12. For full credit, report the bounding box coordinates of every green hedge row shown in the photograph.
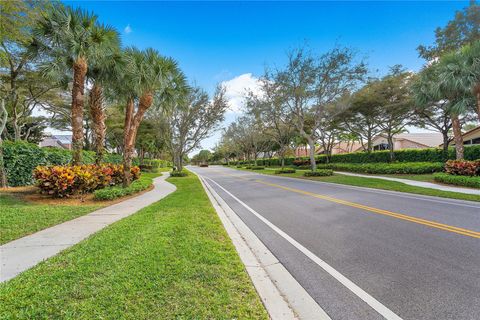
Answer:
[316,162,444,174]
[94,176,152,200]
[3,141,129,187]
[230,145,480,166]
[304,169,333,177]
[433,173,480,189]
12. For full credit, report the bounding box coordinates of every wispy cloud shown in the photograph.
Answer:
[124,24,132,34]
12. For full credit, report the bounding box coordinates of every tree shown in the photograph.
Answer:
[162,86,227,171]
[374,66,415,161]
[436,52,477,159]
[341,87,383,153]
[87,30,121,164]
[275,46,366,171]
[0,1,57,142]
[412,64,454,159]
[197,150,211,164]
[417,1,480,60]
[118,47,185,185]
[245,76,295,168]
[34,5,117,164]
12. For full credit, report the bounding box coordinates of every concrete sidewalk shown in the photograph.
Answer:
[335,171,480,195]
[0,173,176,283]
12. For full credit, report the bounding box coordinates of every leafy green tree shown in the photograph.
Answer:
[417,0,480,60]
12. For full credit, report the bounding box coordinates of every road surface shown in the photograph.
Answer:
[189,166,480,320]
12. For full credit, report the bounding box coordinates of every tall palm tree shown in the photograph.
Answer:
[461,40,480,121]
[34,6,116,164]
[436,53,476,159]
[86,25,121,164]
[118,47,186,186]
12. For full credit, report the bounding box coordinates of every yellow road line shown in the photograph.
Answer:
[255,180,480,239]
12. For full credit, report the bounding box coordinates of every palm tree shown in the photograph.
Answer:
[34,6,116,164]
[118,47,186,186]
[460,40,480,121]
[436,53,476,159]
[87,25,121,164]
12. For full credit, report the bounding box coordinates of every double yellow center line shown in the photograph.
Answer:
[255,179,480,239]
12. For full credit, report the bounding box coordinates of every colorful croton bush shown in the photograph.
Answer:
[444,160,480,176]
[34,164,140,197]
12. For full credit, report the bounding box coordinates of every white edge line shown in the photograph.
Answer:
[205,175,404,320]
[198,173,331,320]
[196,175,298,319]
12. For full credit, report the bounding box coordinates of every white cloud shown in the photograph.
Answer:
[124,24,132,34]
[220,73,261,113]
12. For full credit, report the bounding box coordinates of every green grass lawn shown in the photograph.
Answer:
[0,195,101,245]
[0,173,268,319]
[0,171,163,245]
[232,166,480,202]
[364,173,436,182]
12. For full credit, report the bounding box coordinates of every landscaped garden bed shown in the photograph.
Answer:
[315,162,444,174]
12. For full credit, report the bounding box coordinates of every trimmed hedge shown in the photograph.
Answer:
[433,173,480,188]
[316,162,444,174]
[275,168,296,174]
[94,176,151,200]
[229,145,480,167]
[170,171,188,177]
[304,169,333,177]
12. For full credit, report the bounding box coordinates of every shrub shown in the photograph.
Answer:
[94,178,151,201]
[34,164,140,197]
[444,160,480,176]
[433,173,480,188]
[304,169,333,177]
[250,166,265,170]
[292,159,311,166]
[275,168,296,174]
[3,141,46,186]
[199,164,209,167]
[316,162,444,174]
[170,170,188,177]
[236,165,243,168]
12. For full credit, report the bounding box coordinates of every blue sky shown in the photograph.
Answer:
[65,1,470,152]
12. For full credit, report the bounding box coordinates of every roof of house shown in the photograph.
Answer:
[393,133,444,147]
[52,135,72,144]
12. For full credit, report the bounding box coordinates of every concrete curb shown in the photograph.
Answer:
[197,174,331,320]
[1,173,176,283]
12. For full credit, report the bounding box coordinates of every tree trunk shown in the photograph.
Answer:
[89,84,106,165]
[308,138,317,171]
[451,114,464,160]
[441,131,450,161]
[0,99,8,188]
[475,84,480,122]
[387,134,395,162]
[71,57,88,165]
[122,92,153,186]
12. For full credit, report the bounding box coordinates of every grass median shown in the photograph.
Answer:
[232,166,480,202]
[0,172,268,319]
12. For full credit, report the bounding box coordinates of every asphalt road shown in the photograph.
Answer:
[189,166,480,320]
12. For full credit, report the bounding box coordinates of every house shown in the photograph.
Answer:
[353,133,444,152]
[39,133,72,150]
[447,125,480,146]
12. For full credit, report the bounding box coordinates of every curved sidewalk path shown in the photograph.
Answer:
[0,173,176,283]
[335,171,480,195]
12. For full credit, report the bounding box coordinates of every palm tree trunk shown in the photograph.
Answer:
[89,84,106,165]
[451,114,464,160]
[475,84,480,122]
[71,57,88,165]
[122,92,154,186]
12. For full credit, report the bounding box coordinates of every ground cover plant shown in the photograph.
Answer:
[315,162,444,174]
[0,173,268,319]
[434,173,480,188]
[93,172,159,200]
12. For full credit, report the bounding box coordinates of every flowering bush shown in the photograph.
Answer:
[34,164,140,197]
[444,160,480,176]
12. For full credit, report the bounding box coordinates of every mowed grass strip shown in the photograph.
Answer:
[0,195,101,245]
[0,174,268,319]
[233,166,480,202]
